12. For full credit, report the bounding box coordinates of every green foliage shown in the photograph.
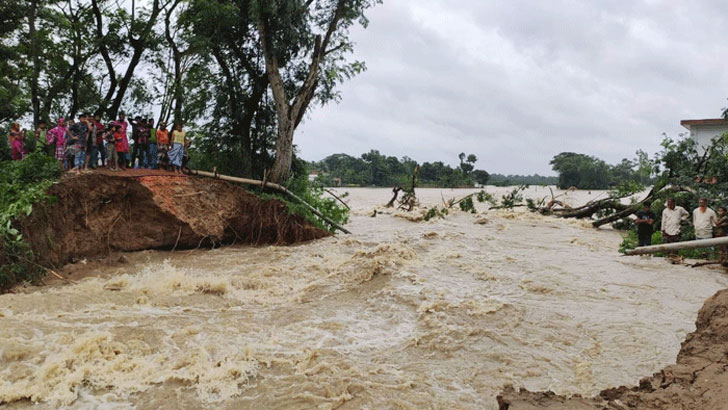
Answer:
[0,153,61,291]
[622,131,728,236]
[458,196,476,213]
[550,151,652,190]
[424,206,448,221]
[609,179,646,201]
[476,190,496,204]
[526,197,546,211]
[489,173,557,186]
[500,185,526,208]
[262,173,349,233]
[310,150,488,188]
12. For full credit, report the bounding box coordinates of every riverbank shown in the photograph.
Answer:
[7,169,327,274]
[496,287,728,409]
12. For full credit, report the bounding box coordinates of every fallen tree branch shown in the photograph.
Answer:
[689,260,722,268]
[325,188,350,210]
[624,236,728,256]
[386,186,402,208]
[189,169,351,234]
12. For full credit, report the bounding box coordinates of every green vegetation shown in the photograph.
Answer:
[488,173,558,186]
[0,154,61,291]
[422,188,522,221]
[280,174,349,233]
[1,0,380,184]
[610,130,728,259]
[550,150,653,190]
[309,150,489,188]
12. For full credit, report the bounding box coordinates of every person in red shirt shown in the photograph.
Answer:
[113,124,127,170]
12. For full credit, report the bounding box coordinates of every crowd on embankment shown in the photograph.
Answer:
[7,113,191,173]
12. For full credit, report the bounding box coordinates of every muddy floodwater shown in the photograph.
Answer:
[2,187,728,409]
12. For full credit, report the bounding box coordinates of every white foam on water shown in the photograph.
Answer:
[2,187,728,409]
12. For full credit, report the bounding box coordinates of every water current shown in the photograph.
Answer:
[2,187,727,409]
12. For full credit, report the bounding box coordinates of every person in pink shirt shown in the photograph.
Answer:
[9,123,26,160]
[114,113,130,168]
[47,118,68,166]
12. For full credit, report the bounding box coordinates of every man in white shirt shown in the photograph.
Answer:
[692,198,717,240]
[661,198,689,258]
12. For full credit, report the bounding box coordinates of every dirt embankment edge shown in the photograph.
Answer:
[496,288,728,409]
[17,172,329,268]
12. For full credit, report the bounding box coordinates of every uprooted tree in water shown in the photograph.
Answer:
[395,132,728,230]
[535,133,728,229]
[386,165,420,211]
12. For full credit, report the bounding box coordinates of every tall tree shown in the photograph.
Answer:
[185,0,279,178]
[0,0,29,123]
[91,0,169,119]
[254,0,379,183]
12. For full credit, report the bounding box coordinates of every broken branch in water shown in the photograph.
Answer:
[325,189,350,210]
[386,187,402,208]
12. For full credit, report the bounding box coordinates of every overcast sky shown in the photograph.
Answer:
[296,0,728,175]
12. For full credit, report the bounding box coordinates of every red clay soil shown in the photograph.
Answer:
[496,288,728,410]
[19,169,329,268]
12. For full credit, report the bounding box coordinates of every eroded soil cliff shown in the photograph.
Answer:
[497,288,728,410]
[19,170,328,268]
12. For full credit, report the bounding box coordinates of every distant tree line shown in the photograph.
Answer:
[309,150,490,188]
[488,173,558,186]
[550,150,653,190]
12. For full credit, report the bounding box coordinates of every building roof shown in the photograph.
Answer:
[680,118,728,130]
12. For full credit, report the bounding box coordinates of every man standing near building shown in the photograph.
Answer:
[635,201,656,247]
[693,198,717,240]
[693,198,717,258]
[661,197,689,260]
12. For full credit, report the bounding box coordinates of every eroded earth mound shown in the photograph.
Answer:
[19,170,328,268]
[497,288,728,410]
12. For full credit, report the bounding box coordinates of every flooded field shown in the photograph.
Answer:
[2,187,727,409]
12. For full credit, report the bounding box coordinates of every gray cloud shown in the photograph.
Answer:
[297,0,728,175]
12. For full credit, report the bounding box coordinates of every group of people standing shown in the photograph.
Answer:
[7,113,189,173]
[635,198,728,260]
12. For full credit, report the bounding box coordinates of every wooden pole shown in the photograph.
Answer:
[189,169,351,234]
[624,236,728,256]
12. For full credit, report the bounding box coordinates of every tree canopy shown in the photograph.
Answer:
[550,151,653,190]
[0,0,379,181]
[309,150,490,188]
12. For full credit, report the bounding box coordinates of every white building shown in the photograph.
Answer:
[680,118,728,155]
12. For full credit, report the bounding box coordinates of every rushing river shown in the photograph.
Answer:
[2,187,728,409]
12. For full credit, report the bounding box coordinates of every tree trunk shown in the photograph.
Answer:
[624,236,728,256]
[27,0,41,128]
[256,2,345,183]
[91,0,117,117]
[164,0,184,124]
[269,120,294,183]
[94,0,161,119]
[107,42,145,119]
